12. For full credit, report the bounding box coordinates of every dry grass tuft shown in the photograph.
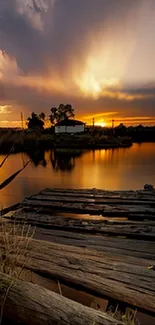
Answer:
[0,220,35,277]
[0,218,35,324]
[108,305,140,325]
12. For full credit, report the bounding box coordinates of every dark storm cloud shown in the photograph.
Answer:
[3,81,155,119]
[0,0,46,72]
[0,0,155,121]
[0,0,138,73]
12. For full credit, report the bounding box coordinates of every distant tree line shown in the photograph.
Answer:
[27,104,74,129]
[101,123,155,142]
[27,107,155,142]
[113,123,155,142]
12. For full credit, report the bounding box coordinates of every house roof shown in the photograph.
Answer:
[55,119,85,126]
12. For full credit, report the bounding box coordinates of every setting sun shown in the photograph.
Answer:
[94,120,107,127]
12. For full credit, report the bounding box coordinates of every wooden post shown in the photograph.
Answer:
[21,112,24,130]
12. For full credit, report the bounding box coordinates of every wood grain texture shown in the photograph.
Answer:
[22,187,155,220]
[2,187,155,316]
[1,237,154,313]
[10,209,155,240]
[0,273,121,325]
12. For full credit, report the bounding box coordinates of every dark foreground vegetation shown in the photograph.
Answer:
[111,123,155,142]
[0,127,133,154]
[1,124,155,155]
[1,103,154,154]
[0,128,53,154]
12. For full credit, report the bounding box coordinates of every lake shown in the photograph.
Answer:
[0,142,155,208]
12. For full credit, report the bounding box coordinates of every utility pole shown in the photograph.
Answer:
[112,119,115,135]
[21,112,24,129]
[92,118,95,127]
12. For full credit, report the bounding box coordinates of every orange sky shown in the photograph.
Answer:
[0,0,155,127]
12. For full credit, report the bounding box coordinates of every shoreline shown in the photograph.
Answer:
[0,136,132,155]
[0,128,132,154]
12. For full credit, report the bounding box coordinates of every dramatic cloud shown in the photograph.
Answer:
[0,105,12,114]
[0,0,155,125]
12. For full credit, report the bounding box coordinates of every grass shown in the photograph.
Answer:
[0,129,54,154]
[92,306,139,325]
[0,156,36,324]
[107,305,140,325]
[0,220,35,277]
[57,280,63,296]
[0,218,35,325]
[0,128,132,154]
[55,278,140,325]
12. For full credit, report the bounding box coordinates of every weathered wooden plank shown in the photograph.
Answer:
[41,190,155,205]
[2,187,155,319]
[40,194,154,205]
[8,209,155,240]
[32,194,96,204]
[22,199,107,214]
[22,198,155,219]
[34,228,155,260]
[3,210,155,257]
[44,188,155,198]
[0,273,119,325]
[23,196,155,214]
[2,237,155,313]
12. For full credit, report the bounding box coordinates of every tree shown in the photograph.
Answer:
[27,112,45,129]
[39,112,45,121]
[49,104,74,125]
[115,123,127,136]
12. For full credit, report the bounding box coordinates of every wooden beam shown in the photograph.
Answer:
[7,209,155,240]
[40,190,155,205]
[33,228,155,260]
[22,197,155,219]
[0,273,120,325]
[1,237,154,313]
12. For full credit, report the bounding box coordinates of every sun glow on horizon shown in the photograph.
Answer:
[95,121,107,127]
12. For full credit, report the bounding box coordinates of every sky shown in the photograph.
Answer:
[0,0,155,127]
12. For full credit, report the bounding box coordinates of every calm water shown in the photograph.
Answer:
[0,142,155,208]
[1,143,155,324]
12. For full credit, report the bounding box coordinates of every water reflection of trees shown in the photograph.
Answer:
[50,151,75,171]
[50,150,83,172]
[27,150,47,167]
[26,149,83,171]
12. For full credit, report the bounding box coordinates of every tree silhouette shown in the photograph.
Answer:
[27,112,45,129]
[39,112,45,121]
[49,104,74,125]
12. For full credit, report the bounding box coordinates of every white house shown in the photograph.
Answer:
[55,119,85,134]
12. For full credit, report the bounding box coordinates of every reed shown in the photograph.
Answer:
[0,219,35,325]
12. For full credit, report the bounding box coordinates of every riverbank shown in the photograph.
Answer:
[0,129,132,154]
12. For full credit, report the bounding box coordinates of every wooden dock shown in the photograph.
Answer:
[2,188,155,320]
